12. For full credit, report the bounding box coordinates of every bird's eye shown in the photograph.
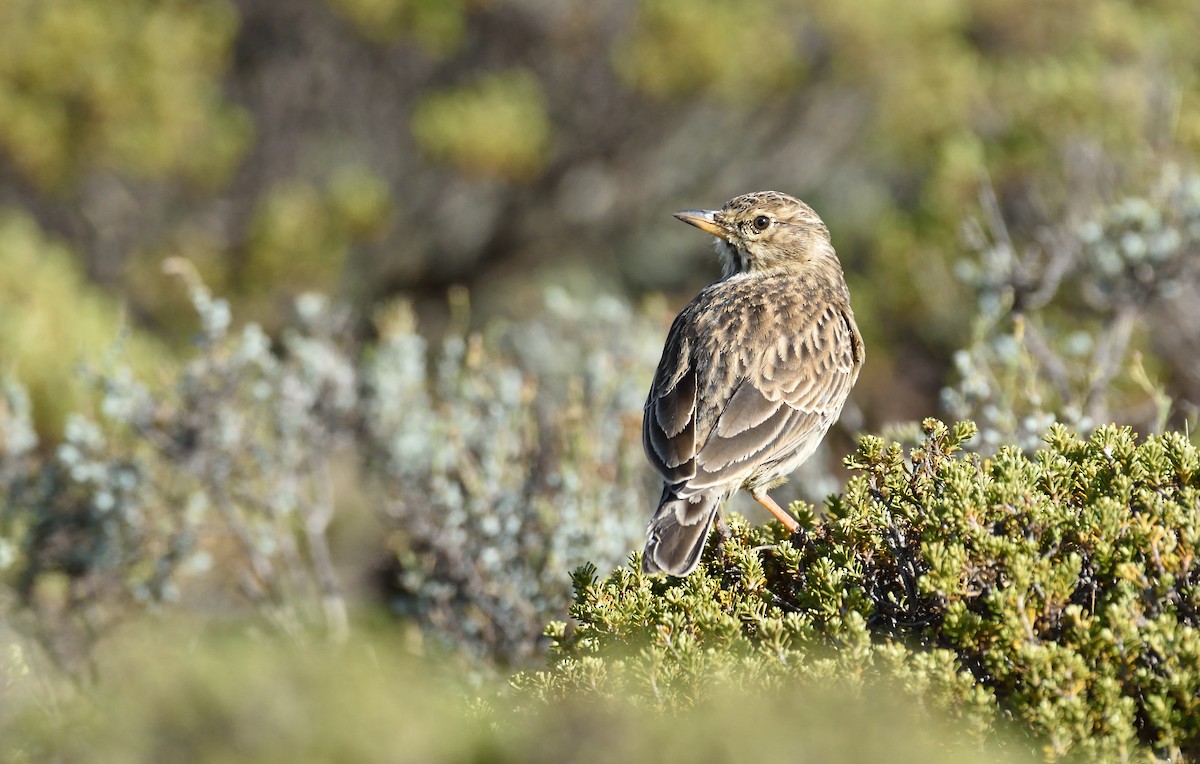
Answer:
[752,215,771,231]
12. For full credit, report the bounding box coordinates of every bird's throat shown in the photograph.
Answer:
[713,238,746,279]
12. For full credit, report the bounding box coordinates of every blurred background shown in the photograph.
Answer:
[3,0,1200,685]
[4,0,1199,431]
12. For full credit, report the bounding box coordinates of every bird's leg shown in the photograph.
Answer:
[715,514,732,541]
[750,489,801,533]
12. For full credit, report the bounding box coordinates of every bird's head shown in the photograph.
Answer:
[675,191,836,278]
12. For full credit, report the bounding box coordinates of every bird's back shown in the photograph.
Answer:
[644,267,861,495]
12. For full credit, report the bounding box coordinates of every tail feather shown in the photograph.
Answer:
[641,489,722,576]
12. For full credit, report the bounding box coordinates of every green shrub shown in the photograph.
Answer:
[410,68,553,180]
[325,0,466,52]
[0,212,165,438]
[0,618,1035,764]
[521,420,1200,763]
[614,0,805,98]
[0,0,248,189]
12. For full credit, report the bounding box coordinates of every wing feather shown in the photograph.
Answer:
[643,321,699,486]
[655,369,696,437]
[690,304,861,492]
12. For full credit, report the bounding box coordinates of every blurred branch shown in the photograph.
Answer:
[304,456,348,644]
[1082,304,1137,426]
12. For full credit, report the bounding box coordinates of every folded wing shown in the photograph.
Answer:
[643,301,862,501]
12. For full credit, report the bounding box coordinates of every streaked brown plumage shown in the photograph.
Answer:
[641,191,864,576]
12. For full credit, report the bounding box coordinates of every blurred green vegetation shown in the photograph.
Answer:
[124,166,395,339]
[0,213,162,438]
[326,0,467,53]
[613,0,806,98]
[0,619,1035,764]
[2,0,1199,432]
[411,69,553,181]
[801,0,1200,363]
[239,167,394,322]
[0,0,249,190]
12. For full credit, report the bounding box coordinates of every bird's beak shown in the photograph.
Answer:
[674,209,729,240]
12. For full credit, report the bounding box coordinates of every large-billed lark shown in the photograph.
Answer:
[642,191,864,576]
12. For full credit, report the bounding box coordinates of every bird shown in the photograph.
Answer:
[641,191,864,576]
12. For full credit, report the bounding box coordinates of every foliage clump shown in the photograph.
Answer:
[0,0,248,189]
[0,213,165,438]
[522,420,1200,763]
[1,267,359,672]
[325,0,466,52]
[364,287,658,662]
[945,168,1200,450]
[614,0,805,98]
[0,619,1033,764]
[0,276,660,668]
[410,68,553,180]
